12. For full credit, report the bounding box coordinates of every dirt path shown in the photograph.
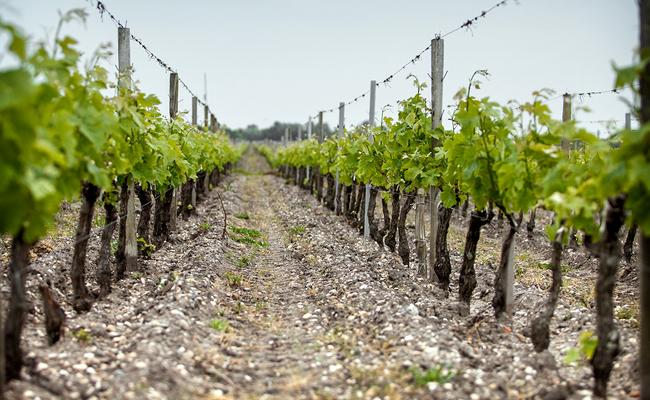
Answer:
[6,148,640,399]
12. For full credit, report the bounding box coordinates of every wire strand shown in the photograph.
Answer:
[91,1,213,113]
[311,0,511,117]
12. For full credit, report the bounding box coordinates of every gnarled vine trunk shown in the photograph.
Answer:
[136,185,153,245]
[592,195,626,398]
[364,187,379,240]
[212,169,221,187]
[39,283,65,345]
[315,169,324,202]
[342,185,352,217]
[377,194,391,246]
[641,233,650,398]
[195,171,207,200]
[397,192,415,265]
[325,174,335,211]
[458,209,494,316]
[96,201,117,299]
[353,185,365,230]
[461,200,469,218]
[624,223,638,262]
[433,205,453,291]
[152,186,174,251]
[71,182,101,313]
[335,178,343,216]
[5,230,31,381]
[527,207,536,238]
[530,228,564,352]
[385,189,400,252]
[492,215,518,319]
[115,180,129,280]
[180,179,195,220]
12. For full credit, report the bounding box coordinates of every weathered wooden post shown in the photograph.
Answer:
[428,38,444,282]
[335,102,344,215]
[562,93,572,150]
[636,3,649,396]
[169,73,179,232]
[190,96,198,209]
[119,26,138,273]
[363,80,376,238]
[296,125,302,183]
[202,105,210,192]
[317,111,324,201]
[318,112,324,142]
[306,117,313,181]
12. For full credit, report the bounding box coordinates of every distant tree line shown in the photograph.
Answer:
[225,121,334,142]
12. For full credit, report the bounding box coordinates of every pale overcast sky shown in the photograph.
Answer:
[2,0,640,133]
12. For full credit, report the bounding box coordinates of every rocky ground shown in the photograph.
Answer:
[1,148,641,399]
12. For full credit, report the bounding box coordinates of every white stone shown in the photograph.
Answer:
[405,304,419,316]
[328,364,342,373]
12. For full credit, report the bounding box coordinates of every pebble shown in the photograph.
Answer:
[405,304,419,316]
[328,364,342,373]
[6,169,639,399]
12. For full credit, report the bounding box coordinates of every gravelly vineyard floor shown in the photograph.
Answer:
[3,149,640,399]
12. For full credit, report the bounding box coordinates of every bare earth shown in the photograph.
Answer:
[2,149,640,399]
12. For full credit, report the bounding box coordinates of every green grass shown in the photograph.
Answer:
[230,226,262,238]
[230,235,269,247]
[224,271,243,287]
[234,212,250,220]
[137,237,156,258]
[410,365,455,386]
[209,319,229,332]
[289,225,306,236]
[131,271,143,280]
[199,221,211,231]
[237,255,252,268]
[92,212,104,228]
[255,301,267,312]
[536,262,571,273]
[616,304,639,328]
[73,328,92,343]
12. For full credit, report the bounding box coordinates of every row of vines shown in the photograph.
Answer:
[258,67,648,396]
[0,18,243,386]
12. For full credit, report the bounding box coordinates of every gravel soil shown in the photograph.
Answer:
[1,148,640,399]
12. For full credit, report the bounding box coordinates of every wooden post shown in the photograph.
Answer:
[363,80,376,238]
[204,104,209,130]
[428,38,444,280]
[169,72,179,232]
[639,2,650,393]
[118,27,138,273]
[334,102,344,215]
[561,93,572,151]
[202,107,210,192]
[306,117,313,180]
[318,111,324,143]
[191,96,198,209]
[296,126,302,182]
[317,111,324,203]
[118,27,131,88]
[192,97,198,125]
